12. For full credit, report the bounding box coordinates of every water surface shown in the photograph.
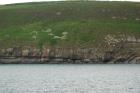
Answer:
[0,64,140,93]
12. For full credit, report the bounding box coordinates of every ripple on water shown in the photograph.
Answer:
[0,64,139,93]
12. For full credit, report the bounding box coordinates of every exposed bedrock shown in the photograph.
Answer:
[0,42,139,64]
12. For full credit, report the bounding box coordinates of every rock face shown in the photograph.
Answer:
[0,41,139,64]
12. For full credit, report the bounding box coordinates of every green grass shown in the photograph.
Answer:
[0,1,140,48]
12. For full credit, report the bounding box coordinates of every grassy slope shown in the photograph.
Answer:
[0,1,140,48]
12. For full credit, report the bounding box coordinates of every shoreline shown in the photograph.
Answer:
[0,56,139,64]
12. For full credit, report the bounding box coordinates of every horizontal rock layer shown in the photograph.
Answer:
[0,43,139,64]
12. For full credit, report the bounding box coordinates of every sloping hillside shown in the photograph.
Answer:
[0,1,140,48]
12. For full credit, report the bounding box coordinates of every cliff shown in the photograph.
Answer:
[0,40,139,64]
